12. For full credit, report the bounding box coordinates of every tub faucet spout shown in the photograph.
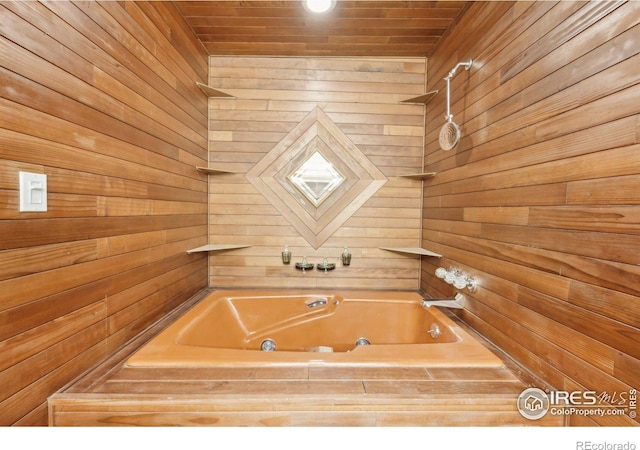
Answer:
[421,293,464,309]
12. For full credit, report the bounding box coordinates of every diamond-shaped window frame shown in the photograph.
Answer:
[246,107,387,249]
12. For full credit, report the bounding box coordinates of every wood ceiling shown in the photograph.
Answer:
[174,1,471,57]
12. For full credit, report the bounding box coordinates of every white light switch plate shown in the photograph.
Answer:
[19,171,48,212]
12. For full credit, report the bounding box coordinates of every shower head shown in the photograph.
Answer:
[439,120,461,151]
[439,58,473,151]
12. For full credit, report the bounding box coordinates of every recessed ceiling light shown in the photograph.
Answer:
[303,0,336,14]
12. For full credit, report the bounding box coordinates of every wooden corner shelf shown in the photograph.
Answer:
[196,166,236,175]
[379,247,442,257]
[399,172,436,180]
[401,90,438,104]
[187,244,252,254]
[196,82,234,98]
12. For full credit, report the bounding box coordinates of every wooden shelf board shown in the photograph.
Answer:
[187,244,251,254]
[399,172,436,180]
[379,247,442,257]
[401,90,438,104]
[196,166,236,175]
[196,82,234,98]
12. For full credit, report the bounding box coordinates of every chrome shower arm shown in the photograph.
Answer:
[442,58,473,121]
[444,76,452,120]
[445,58,473,81]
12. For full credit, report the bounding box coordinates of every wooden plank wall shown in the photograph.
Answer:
[0,1,209,425]
[208,57,426,289]
[421,1,639,426]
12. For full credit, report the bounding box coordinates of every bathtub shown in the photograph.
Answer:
[126,289,503,368]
